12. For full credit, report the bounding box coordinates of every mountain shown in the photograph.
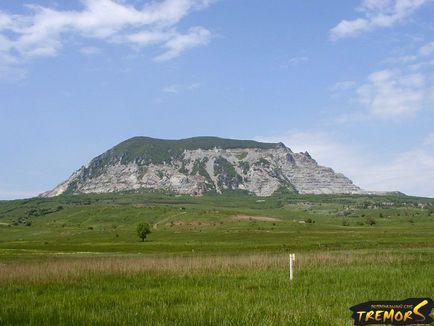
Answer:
[41,136,364,197]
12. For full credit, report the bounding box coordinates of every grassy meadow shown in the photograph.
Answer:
[0,191,433,325]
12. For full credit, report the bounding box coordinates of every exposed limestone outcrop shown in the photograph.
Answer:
[41,137,364,197]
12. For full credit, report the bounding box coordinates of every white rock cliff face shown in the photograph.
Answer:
[41,144,364,197]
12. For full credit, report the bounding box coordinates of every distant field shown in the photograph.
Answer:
[0,191,433,325]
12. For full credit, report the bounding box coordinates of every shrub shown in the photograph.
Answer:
[137,223,151,242]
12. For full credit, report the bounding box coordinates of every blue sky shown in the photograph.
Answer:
[1,0,434,199]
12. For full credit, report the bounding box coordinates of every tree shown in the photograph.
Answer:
[136,223,151,242]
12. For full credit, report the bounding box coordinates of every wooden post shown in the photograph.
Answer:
[289,253,295,281]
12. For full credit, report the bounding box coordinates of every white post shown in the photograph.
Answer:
[289,253,295,281]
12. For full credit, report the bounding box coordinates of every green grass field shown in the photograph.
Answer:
[0,191,433,325]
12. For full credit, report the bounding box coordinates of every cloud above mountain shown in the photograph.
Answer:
[0,0,213,66]
[357,69,426,118]
[330,0,430,40]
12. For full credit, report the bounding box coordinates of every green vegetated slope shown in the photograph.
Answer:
[0,191,432,257]
[0,191,433,325]
[97,136,279,165]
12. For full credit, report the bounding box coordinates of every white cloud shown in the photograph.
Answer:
[0,12,12,31]
[0,65,27,83]
[162,81,201,94]
[332,111,370,125]
[419,41,434,56]
[154,26,210,62]
[162,84,179,94]
[256,131,434,197]
[330,0,430,40]
[330,18,369,40]
[387,40,434,66]
[79,46,101,55]
[257,131,367,177]
[126,29,172,45]
[357,69,426,118]
[359,149,434,196]
[330,80,356,92]
[0,0,213,66]
[279,56,309,69]
[332,40,434,122]
[186,82,201,90]
[423,132,434,146]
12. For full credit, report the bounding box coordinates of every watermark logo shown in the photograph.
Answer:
[350,298,433,325]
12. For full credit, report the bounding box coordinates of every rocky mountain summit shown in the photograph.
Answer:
[41,136,365,197]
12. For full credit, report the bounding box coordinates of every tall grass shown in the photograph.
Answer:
[0,251,432,325]
[0,251,423,283]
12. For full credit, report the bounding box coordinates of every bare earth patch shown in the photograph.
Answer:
[231,215,280,222]
[165,220,212,227]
